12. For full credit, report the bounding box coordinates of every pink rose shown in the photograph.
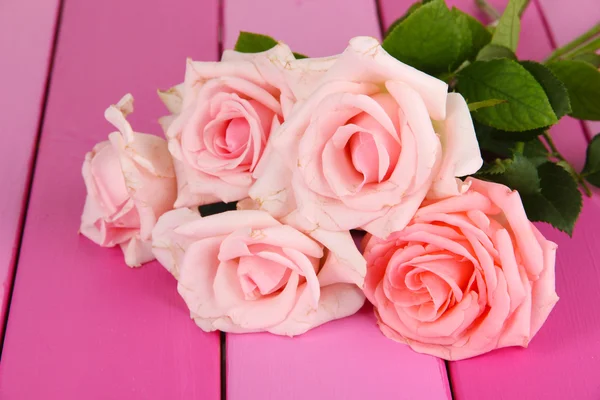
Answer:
[152,209,366,335]
[249,37,482,238]
[363,178,559,360]
[80,95,177,267]
[158,44,296,208]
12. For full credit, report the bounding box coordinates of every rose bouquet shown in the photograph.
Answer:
[79,0,600,360]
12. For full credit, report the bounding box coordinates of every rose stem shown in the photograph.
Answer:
[545,23,600,63]
[475,0,500,21]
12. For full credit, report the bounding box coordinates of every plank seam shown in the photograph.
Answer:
[444,360,456,399]
[0,0,65,359]
[373,0,386,39]
[373,2,455,398]
[218,0,224,55]
[218,0,226,399]
[221,331,227,400]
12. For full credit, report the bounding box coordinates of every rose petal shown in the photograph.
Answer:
[324,36,448,120]
[529,225,559,337]
[267,283,365,336]
[120,236,155,268]
[151,208,202,279]
[428,93,483,199]
[175,210,279,240]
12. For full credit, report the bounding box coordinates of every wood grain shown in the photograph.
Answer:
[379,0,600,398]
[0,0,61,343]
[224,1,451,399]
[0,1,221,399]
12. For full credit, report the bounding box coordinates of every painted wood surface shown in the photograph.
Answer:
[379,0,600,398]
[0,1,221,399]
[537,0,600,137]
[0,0,61,343]
[223,1,451,399]
[222,0,382,57]
[2,0,598,399]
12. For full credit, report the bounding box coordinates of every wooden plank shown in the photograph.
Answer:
[224,1,451,399]
[0,1,221,399]
[0,0,61,343]
[378,0,600,398]
[222,0,381,56]
[537,0,600,137]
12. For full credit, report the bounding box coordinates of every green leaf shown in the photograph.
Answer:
[457,59,558,131]
[573,52,600,68]
[455,8,492,60]
[502,128,546,141]
[450,8,492,67]
[477,158,511,175]
[480,156,582,235]
[384,2,422,38]
[521,162,582,236]
[523,138,550,166]
[450,8,473,70]
[520,61,572,119]
[485,154,540,194]
[474,121,549,163]
[199,202,238,216]
[475,120,544,142]
[475,122,514,158]
[556,160,580,181]
[582,134,600,187]
[382,0,465,75]
[234,32,278,53]
[293,52,308,59]
[548,60,600,120]
[491,0,527,51]
[476,44,517,61]
[570,37,600,58]
[468,98,507,111]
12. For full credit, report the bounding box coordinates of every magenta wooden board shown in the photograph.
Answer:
[537,0,600,138]
[222,0,382,57]
[0,0,60,342]
[223,1,451,399]
[228,306,451,400]
[2,0,598,399]
[0,0,221,399]
[377,0,600,399]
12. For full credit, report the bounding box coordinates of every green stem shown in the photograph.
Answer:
[518,0,531,18]
[568,37,600,59]
[475,0,530,24]
[515,141,525,154]
[475,0,500,21]
[542,131,593,197]
[545,23,600,63]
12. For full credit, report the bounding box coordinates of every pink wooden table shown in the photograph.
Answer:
[0,0,599,399]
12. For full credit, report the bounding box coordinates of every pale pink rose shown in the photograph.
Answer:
[249,36,482,238]
[152,209,366,335]
[80,94,177,267]
[158,44,296,208]
[363,178,559,360]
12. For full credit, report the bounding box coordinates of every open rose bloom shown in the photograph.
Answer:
[158,44,296,208]
[363,178,559,360]
[152,209,366,335]
[250,36,483,238]
[79,36,559,357]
